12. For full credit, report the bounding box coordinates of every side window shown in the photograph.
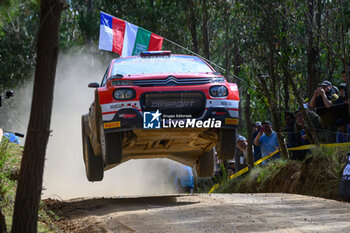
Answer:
[100,66,109,87]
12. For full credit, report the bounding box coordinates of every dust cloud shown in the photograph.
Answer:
[29,51,183,199]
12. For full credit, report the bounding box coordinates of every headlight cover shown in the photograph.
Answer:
[209,86,228,97]
[113,88,136,100]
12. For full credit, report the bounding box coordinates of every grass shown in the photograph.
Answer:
[211,145,350,201]
[0,138,59,232]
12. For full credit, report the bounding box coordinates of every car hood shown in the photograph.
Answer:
[118,72,220,80]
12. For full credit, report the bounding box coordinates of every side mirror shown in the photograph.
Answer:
[5,91,13,98]
[88,82,100,88]
[110,74,123,80]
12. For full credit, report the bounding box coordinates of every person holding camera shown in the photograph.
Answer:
[309,81,340,140]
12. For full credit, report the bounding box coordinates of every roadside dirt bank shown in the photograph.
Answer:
[44,193,350,232]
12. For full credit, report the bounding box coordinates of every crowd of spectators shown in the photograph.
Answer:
[221,71,350,175]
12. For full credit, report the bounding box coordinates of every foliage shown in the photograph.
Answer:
[214,146,350,201]
[0,0,39,91]
[0,138,16,212]
[1,0,349,122]
[0,139,58,232]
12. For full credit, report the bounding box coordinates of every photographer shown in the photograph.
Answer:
[309,81,340,135]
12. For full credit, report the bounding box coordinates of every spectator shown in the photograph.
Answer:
[173,165,194,193]
[339,83,347,102]
[227,160,235,176]
[284,112,306,160]
[336,119,350,143]
[336,81,350,124]
[310,80,338,112]
[341,70,350,82]
[284,112,300,147]
[235,135,248,172]
[253,121,279,165]
[252,122,262,162]
[310,80,340,141]
[295,104,322,143]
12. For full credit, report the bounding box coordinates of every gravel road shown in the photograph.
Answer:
[46,193,350,232]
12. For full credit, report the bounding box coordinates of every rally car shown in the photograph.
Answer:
[81,51,239,181]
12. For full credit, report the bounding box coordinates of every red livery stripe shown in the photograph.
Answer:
[102,111,117,115]
[112,18,125,55]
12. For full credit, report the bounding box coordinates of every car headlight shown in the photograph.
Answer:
[111,80,134,86]
[113,88,136,100]
[209,86,228,97]
[210,77,226,83]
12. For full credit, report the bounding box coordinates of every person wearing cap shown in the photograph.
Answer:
[310,80,338,110]
[336,118,350,143]
[253,121,279,165]
[235,135,248,172]
[252,122,262,162]
[310,80,340,133]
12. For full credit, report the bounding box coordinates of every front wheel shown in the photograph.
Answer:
[100,124,122,165]
[196,149,215,178]
[82,118,103,181]
[217,128,237,160]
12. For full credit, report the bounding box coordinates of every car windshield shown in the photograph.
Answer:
[111,55,214,75]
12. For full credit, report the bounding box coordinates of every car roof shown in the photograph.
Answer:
[112,54,205,64]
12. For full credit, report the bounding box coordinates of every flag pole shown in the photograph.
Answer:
[162,37,244,83]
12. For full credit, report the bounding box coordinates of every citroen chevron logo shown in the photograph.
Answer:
[166,76,177,86]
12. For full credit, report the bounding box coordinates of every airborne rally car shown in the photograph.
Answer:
[81,51,239,181]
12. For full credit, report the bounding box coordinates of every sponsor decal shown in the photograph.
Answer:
[151,101,195,108]
[163,118,221,128]
[143,110,162,129]
[143,110,222,128]
[104,121,121,129]
[225,118,238,125]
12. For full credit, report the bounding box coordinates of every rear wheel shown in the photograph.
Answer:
[82,118,103,181]
[218,128,237,160]
[196,149,215,178]
[100,124,122,165]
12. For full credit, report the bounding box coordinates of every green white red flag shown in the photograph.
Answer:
[98,12,163,57]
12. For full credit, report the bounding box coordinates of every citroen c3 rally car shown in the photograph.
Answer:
[81,51,239,181]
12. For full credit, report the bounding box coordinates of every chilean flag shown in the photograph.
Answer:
[98,12,163,57]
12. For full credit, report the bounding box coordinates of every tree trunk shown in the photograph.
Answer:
[306,0,320,99]
[244,91,254,168]
[11,0,63,232]
[258,76,289,159]
[339,0,350,115]
[0,208,6,233]
[87,0,94,66]
[201,0,210,59]
[186,0,199,53]
[283,63,320,145]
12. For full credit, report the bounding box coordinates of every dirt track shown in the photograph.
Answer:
[45,193,350,232]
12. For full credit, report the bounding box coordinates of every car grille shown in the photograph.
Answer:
[140,92,205,118]
[133,76,211,87]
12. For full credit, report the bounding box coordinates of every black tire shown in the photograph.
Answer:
[100,124,122,165]
[82,119,104,181]
[196,149,215,178]
[218,128,237,160]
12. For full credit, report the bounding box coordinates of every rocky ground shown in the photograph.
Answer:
[45,193,350,232]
